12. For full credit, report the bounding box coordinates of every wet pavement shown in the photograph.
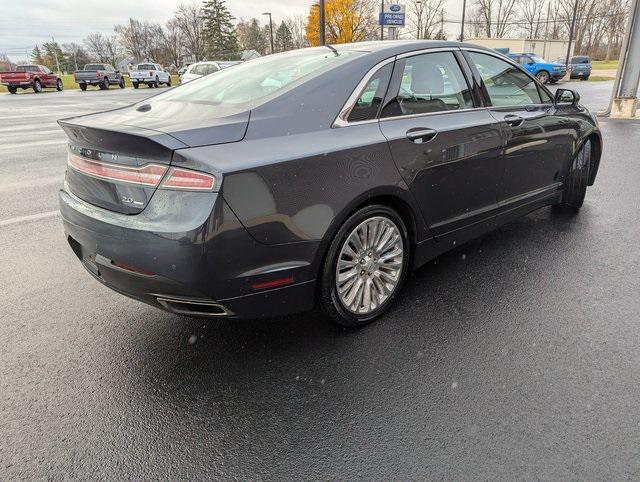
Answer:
[2,81,640,479]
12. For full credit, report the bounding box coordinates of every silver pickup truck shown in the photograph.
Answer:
[74,64,125,91]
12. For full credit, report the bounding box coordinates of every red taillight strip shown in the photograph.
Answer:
[160,167,216,191]
[251,276,295,290]
[67,153,168,187]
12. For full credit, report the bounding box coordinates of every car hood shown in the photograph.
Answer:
[66,100,250,148]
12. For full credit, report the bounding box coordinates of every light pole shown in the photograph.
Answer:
[319,0,326,45]
[416,0,422,39]
[262,12,274,54]
[564,0,579,68]
[460,0,466,42]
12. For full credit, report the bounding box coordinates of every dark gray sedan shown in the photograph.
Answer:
[58,40,602,326]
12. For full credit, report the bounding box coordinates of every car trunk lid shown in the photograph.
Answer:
[59,103,249,214]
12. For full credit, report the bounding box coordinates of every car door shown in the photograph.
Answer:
[378,49,504,239]
[464,50,566,209]
[40,66,55,86]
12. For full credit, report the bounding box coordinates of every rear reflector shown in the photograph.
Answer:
[251,276,295,290]
[160,167,216,191]
[111,260,156,276]
[68,153,167,187]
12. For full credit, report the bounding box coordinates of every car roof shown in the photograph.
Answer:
[333,39,492,56]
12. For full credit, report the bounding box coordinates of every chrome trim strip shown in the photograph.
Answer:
[396,46,459,59]
[379,106,489,123]
[332,56,396,128]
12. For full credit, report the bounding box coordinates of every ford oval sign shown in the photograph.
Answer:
[390,4,401,11]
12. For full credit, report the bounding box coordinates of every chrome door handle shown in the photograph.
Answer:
[504,114,524,127]
[406,128,437,144]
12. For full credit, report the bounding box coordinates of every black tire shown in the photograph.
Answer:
[8,86,17,94]
[583,76,590,81]
[536,70,550,84]
[558,139,592,211]
[56,79,63,91]
[154,76,159,88]
[33,79,42,93]
[100,77,109,90]
[132,82,139,89]
[319,204,410,327]
[79,83,87,91]
[166,76,172,87]
[119,78,125,88]
[548,79,558,84]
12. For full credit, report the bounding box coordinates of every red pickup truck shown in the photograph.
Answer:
[0,65,63,94]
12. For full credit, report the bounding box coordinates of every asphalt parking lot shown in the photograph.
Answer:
[2,81,640,479]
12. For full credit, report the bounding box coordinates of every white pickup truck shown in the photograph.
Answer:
[129,63,171,88]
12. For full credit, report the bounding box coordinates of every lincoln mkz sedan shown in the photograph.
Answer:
[59,40,602,326]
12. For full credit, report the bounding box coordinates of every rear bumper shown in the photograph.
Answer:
[2,82,32,87]
[551,72,566,80]
[131,77,156,83]
[58,185,319,319]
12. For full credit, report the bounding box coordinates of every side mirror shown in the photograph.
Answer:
[555,88,580,105]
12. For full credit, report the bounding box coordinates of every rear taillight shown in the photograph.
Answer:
[96,70,102,75]
[67,152,215,191]
[149,71,153,76]
[160,167,215,191]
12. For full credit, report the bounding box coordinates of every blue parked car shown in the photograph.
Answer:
[555,56,592,80]
[507,53,566,84]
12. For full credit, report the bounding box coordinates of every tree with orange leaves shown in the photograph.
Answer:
[305,0,378,46]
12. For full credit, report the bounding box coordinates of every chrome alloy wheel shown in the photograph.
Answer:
[335,216,404,314]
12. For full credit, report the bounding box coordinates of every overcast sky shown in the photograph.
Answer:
[1,0,462,61]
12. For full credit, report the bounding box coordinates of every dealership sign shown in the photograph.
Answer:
[379,3,405,26]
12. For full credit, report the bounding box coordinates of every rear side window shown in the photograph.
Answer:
[347,63,392,122]
[382,51,473,117]
[468,52,542,107]
[17,65,38,72]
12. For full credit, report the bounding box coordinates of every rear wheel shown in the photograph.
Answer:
[100,77,109,90]
[119,78,125,88]
[8,86,17,94]
[583,76,590,81]
[319,205,409,327]
[56,79,63,91]
[33,80,42,93]
[79,83,87,91]
[536,70,550,84]
[558,139,592,211]
[166,76,172,87]
[132,82,139,89]
[154,76,159,88]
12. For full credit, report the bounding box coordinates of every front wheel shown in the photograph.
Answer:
[154,76,159,88]
[558,139,592,211]
[536,70,550,84]
[56,79,63,91]
[8,86,17,94]
[319,205,409,327]
[79,83,87,91]
[119,78,125,88]
[166,76,172,87]
[33,80,42,93]
[132,82,139,89]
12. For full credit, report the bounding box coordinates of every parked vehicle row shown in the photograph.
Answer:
[0,64,63,93]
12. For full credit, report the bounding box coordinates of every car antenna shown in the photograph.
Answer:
[325,44,339,56]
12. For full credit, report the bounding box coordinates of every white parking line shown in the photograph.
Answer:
[0,139,68,150]
[0,210,59,227]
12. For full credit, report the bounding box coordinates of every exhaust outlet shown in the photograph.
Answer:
[155,296,234,317]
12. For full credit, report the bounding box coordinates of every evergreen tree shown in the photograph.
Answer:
[201,0,239,60]
[32,46,45,65]
[274,21,294,52]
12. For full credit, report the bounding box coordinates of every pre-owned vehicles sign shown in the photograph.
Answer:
[379,3,405,26]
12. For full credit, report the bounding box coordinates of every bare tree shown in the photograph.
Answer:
[285,16,309,49]
[473,0,518,38]
[84,33,109,62]
[114,19,145,61]
[519,0,545,39]
[406,0,446,39]
[173,3,206,61]
[163,18,183,69]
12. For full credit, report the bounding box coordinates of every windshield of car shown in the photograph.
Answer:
[530,55,547,63]
[572,56,590,64]
[84,64,106,70]
[152,47,361,108]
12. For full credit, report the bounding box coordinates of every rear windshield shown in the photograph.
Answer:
[136,64,156,70]
[16,65,38,72]
[572,56,590,64]
[152,47,361,108]
[84,64,106,70]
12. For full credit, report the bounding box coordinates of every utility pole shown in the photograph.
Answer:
[564,0,579,68]
[416,0,422,39]
[51,37,61,74]
[609,0,640,118]
[381,0,384,40]
[262,12,274,53]
[460,0,466,42]
[319,0,326,45]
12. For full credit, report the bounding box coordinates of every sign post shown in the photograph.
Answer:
[379,2,405,39]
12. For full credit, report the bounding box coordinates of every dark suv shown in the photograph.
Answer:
[556,56,592,80]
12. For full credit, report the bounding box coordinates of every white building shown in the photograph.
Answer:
[467,38,575,61]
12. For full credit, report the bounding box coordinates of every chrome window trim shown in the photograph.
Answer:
[379,106,489,123]
[332,56,396,128]
[396,46,459,59]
